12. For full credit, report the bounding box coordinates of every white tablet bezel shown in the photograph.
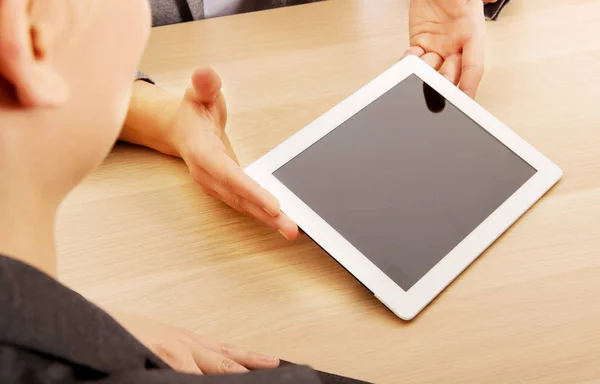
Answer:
[245,55,562,320]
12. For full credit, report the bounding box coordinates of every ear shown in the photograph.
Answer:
[0,0,68,107]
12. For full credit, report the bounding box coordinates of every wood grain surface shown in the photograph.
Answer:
[57,1,600,382]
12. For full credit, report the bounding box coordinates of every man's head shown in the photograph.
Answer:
[0,0,150,205]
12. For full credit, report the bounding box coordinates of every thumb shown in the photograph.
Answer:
[185,67,222,105]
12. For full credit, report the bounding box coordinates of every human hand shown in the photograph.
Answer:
[405,0,489,98]
[171,68,298,240]
[111,311,280,374]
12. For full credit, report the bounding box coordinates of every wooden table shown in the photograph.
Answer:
[57,1,600,382]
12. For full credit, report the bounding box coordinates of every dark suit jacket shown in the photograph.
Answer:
[0,255,372,383]
[0,255,326,383]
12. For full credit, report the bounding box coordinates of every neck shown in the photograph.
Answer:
[0,185,58,277]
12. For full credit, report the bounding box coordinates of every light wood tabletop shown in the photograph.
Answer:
[57,0,600,382]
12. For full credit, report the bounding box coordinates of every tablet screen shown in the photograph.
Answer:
[274,75,536,291]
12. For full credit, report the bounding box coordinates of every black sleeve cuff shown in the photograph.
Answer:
[136,71,155,84]
[485,0,511,21]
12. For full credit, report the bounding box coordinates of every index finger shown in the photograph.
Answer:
[459,37,485,99]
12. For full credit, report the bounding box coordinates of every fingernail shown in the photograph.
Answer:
[257,354,279,362]
[263,207,277,217]
[278,229,289,240]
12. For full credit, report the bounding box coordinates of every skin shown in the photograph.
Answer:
[0,0,494,375]
[120,0,493,240]
[0,0,278,375]
[405,0,496,98]
[122,70,299,240]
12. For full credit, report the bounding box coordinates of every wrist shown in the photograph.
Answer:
[152,95,182,158]
[121,81,182,158]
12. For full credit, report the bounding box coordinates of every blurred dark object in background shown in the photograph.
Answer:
[485,0,511,21]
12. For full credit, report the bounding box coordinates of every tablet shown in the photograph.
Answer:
[245,55,562,320]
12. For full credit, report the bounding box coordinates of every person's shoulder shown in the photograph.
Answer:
[0,255,163,376]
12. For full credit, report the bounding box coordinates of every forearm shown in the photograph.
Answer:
[120,81,182,157]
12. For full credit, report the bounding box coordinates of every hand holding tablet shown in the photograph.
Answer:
[246,56,561,320]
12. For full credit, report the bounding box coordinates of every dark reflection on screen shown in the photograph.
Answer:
[423,82,446,113]
[274,75,536,290]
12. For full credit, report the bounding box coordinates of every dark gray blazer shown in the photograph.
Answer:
[0,255,370,383]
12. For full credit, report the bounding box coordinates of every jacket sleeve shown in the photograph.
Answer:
[0,255,326,384]
[94,365,324,384]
